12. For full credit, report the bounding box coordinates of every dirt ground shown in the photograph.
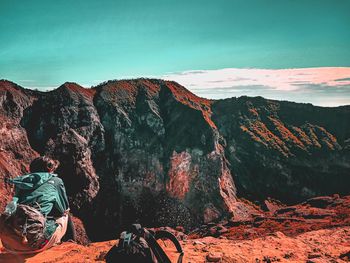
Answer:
[1,226,349,263]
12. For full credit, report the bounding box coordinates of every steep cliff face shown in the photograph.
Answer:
[0,81,38,210]
[90,79,236,239]
[212,96,350,203]
[0,79,349,241]
[21,82,103,210]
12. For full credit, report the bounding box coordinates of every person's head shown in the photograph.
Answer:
[30,156,60,173]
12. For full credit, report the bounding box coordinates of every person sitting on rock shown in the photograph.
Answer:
[0,156,71,253]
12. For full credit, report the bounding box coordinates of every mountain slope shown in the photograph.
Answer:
[212,96,350,203]
[0,79,349,241]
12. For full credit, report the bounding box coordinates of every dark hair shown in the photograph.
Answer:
[30,156,60,173]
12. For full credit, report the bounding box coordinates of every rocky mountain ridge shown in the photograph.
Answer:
[0,79,349,241]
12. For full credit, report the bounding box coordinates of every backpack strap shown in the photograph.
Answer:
[143,229,171,263]
[154,230,184,263]
[142,228,183,263]
[154,230,183,263]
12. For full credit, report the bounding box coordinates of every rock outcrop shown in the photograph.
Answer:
[88,79,236,239]
[0,81,38,209]
[0,79,349,241]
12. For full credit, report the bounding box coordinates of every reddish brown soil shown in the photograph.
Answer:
[187,195,350,242]
[1,226,349,262]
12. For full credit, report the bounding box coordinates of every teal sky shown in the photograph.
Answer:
[1,0,350,102]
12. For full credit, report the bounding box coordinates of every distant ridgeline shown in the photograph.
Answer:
[0,79,349,240]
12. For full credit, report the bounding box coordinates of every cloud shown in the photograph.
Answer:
[152,67,350,106]
[21,67,350,106]
[157,67,350,90]
[28,86,57,92]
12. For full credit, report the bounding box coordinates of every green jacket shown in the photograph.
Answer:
[10,173,69,217]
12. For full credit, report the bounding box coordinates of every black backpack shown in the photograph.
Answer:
[105,224,184,263]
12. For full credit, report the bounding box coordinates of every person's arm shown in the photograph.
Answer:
[52,177,70,215]
[58,179,69,212]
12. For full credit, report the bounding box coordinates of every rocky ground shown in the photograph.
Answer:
[1,195,349,262]
[187,195,350,240]
[1,226,349,263]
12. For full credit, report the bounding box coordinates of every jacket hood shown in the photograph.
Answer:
[9,173,58,190]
